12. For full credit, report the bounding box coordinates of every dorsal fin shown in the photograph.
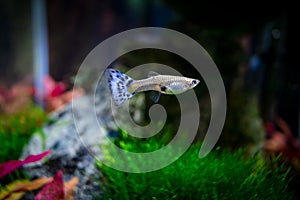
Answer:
[148,71,160,77]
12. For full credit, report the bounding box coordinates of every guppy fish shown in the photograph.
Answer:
[105,68,200,106]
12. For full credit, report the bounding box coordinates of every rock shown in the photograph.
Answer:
[20,96,105,199]
[20,77,145,199]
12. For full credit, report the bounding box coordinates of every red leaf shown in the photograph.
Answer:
[0,150,51,178]
[43,76,66,98]
[34,170,64,200]
[50,82,66,97]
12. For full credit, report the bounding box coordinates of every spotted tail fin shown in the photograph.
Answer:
[105,69,135,106]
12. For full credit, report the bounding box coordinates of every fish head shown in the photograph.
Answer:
[186,78,200,89]
[164,78,200,95]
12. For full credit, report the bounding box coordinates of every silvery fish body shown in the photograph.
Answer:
[105,69,200,106]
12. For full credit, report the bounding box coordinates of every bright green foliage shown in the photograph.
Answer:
[97,131,295,200]
[0,105,47,163]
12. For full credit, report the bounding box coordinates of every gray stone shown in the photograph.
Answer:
[21,95,106,199]
[20,77,145,199]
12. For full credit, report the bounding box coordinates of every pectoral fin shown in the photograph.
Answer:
[150,91,161,103]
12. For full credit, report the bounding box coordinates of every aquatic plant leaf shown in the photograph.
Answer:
[0,180,28,200]
[34,170,64,200]
[3,191,25,200]
[0,177,53,200]
[43,75,66,98]
[12,177,53,192]
[0,150,51,178]
[64,177,79,200]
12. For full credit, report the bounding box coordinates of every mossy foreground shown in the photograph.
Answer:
[97,132,295,200]
[0,105,47,163]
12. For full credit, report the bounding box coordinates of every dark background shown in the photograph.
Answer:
[0,0,299,149]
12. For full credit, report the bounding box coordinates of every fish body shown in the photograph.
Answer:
[105,69,200,106]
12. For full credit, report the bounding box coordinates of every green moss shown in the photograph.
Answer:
[97,132,295,200]
[0,104,47,163]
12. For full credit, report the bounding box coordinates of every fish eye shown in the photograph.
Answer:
[192,80,197,85]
